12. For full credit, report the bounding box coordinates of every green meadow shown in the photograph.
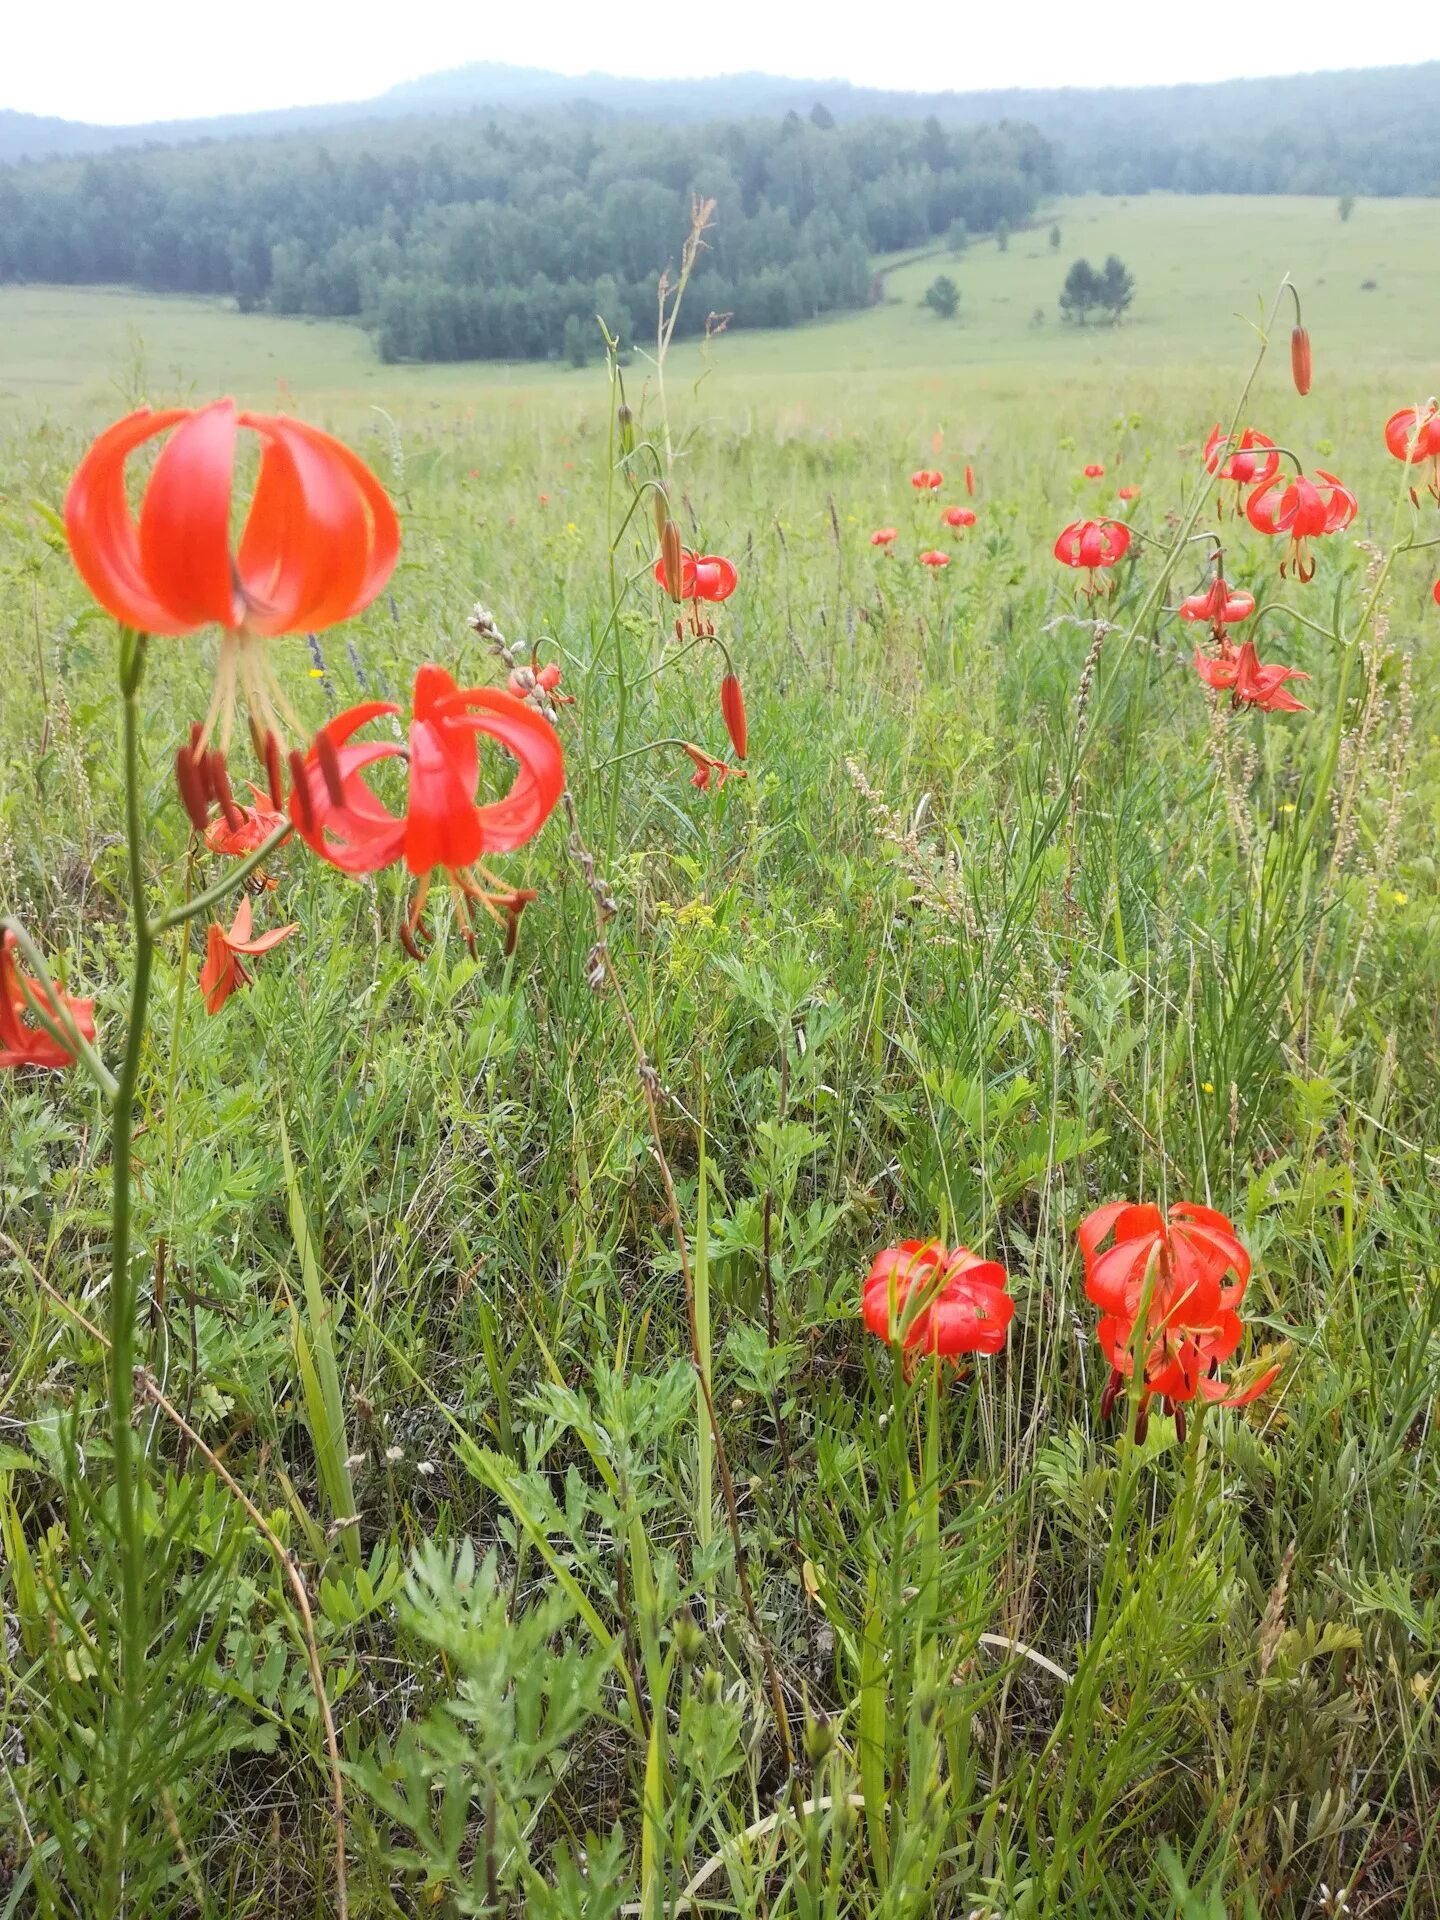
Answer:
[1,190,1439,1917]
[4,195,1438,423]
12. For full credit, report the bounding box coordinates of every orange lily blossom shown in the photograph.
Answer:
[198,898,298,1015]
[287,664,564,954]
[63,400,399,743]
[863,1239,1013,1359]
[1079,1200,1279,1440]
[1,931,96,1071]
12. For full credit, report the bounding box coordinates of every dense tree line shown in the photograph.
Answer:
[0,111,1056,362]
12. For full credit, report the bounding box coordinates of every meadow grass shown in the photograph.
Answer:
[1,200,1439,1917]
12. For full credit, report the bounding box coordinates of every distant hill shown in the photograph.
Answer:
[5,59,1440,196]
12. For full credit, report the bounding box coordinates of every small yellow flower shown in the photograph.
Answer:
[565,521,578,532]
[1392,890,1409,906]
[308,668,325,679]
[1202,1081,1215,1094]
[1279,802,1296,814]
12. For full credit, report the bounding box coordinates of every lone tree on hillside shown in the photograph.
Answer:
[1060,254,1136,325]
[1099,253,1135,321]
[922,273,960,320]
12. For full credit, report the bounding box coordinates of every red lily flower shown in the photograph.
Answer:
[1434,577,1440,608]
[1230,640,1309,712]
[1083,463,1105,479]
[964,464,975,496]
[651,550,737,603]
[682,744,747,792]
[1179,575,1256,639]
[1117,484,1141,502]
[871,527,899,547]
[204,783,287,856]
[289,664,564,952]
[720,672,747,759]
[1079,1200,1277,1436]
[1246,469,1356,582]
[0,931,96,1071]
[198,898,298,1014]
[1383,403,1440,503]
[1192,638,1307,711]
[64,401,399,740]
[1203,425,1280,511]
[910,469,943,491]
[201,781,288,889]
[919,548,951,568]
[863,1239,1013,1358]
[1054,518,1132,597]
[942,506,976,529]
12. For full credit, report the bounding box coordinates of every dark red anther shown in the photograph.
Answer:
[174,744,210,833]
[263,730,286,811]
[1133,1401,1150,1446]
[500,888,538,958]
[287,749,315,834]
[1099,1367,1123,1424]
[399,918,425,961]
[315,730,345,808]
[208,750,243,830]
[1174,1404,1187,1444]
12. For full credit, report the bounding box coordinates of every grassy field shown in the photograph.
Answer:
[2,192,1440,1917]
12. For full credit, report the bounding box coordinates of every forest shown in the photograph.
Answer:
[0,111,1056,363]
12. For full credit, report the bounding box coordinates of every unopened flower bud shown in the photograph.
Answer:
[803,1710,835,1766]
[1291,325,1312,397]
[720,671,747,759]
[674,1610,703,1667]
[660,519,684,602]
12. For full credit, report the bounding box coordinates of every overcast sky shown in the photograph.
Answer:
[8,0,1439,124]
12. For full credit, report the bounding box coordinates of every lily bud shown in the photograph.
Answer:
[652,484,670,541]
[617,403,635,458]
[660,519,684,601]
[1290,325,1312,397]
[720,671,747,759]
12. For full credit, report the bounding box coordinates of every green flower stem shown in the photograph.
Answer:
[149,822,291,936]
[99,625,153,1914]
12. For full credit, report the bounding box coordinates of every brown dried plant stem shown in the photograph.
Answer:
[563,792,796,1774]
[37,1280,349,1920]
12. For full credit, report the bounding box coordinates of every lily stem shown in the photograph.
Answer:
[149,822,291,935]
[98,625,153,1915]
